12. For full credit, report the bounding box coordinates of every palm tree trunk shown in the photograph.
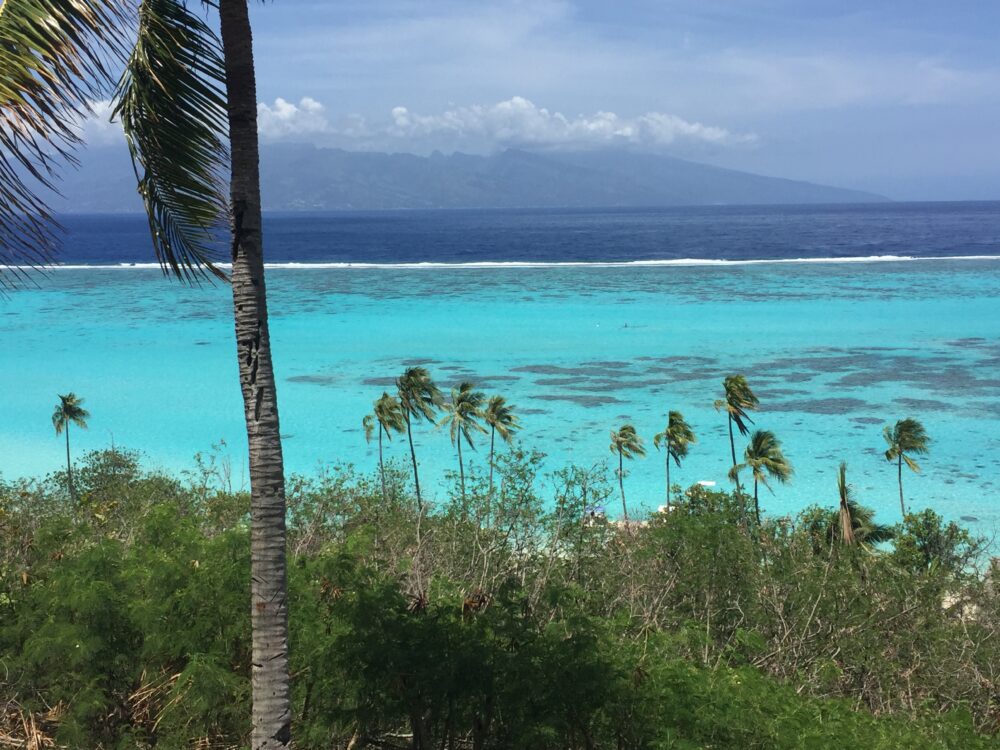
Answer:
[728,414,741,492]
[487,427,496,501]
[65,425,74,500]
[405,413,422,510]
[898,454,905,518]
[754,479,761,525]
[619,450,628,521]
[378,427,387,504]
[458,436,466,501]
[664,452,671,512]
[219,3,291,748]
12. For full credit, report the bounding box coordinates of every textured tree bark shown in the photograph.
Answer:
[65,426,74,500]
[218,2,291,748]
[898,454,905,518]
[664,451,671,512]
[618,450,627,520]
[728,414,741,492]
[405,413,423,509]
[458,434,465,500]
[378,427,387,503]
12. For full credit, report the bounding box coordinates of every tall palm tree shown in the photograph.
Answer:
[714,375,759,492]
[363,392,406,503]
[609,423,645,521]
[2,2,293,745]
[483,395,520,499]
[396,366,443,509]
[883,417,929,518]
[836,461,855,546]
[731,429,792,525]
[653,410,696,511]
[51,393,90,499]
[438,382,487,500]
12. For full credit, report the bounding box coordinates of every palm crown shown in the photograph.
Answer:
[363,392,405,443]
[736,429,793,491]
[440,382,487,449]
[52,393,90,434]
[653,410,696,466]
[397,367,443,423]
[609,424,646,460]
[883,418,929,471]
[714,374,759,436]
[484,395,520,443]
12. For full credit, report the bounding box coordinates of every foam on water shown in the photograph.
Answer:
[6,254,1000,272]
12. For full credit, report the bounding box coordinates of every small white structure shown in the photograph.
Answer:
[697,480,716,488]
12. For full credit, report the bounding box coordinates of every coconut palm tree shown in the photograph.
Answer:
[363,392,406,503]
[396,366,443,509]
[731,429,792,525]
[483,395,520,498]
[653,410,696,511]
[609,424,645,521]
[883,417,930,518]
[714,375,759,492]
[51,393,90,499]
[2,2,294,745]
[439,382,487,500]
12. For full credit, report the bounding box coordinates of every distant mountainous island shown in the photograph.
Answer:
[52,143,888,212]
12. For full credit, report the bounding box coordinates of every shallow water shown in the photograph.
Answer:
[4,256,1000,532]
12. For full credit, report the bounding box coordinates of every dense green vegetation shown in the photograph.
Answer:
[3,447,997,749]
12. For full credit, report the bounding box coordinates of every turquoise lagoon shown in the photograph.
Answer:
[3,259,1000,530]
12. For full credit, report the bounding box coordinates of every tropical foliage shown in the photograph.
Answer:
[1,450,996,749]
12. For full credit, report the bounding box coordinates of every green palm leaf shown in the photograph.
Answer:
[113,0,229,281]
[0,0,126,284]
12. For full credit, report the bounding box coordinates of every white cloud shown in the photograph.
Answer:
[385,96,754,148]
[254,95,754,152]
[256,97,329,138]
[77,93,755,154]
[77,100,123,145]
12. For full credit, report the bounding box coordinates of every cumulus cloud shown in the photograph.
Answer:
[76,100,124,145]
[385,96,754,148]
[77,95,755,154]
[257,97,329,138]
[254,95,755,152]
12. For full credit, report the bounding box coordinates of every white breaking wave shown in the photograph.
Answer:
[7,255,1000,271]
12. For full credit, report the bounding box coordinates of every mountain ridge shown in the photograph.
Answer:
[50,142,889,212]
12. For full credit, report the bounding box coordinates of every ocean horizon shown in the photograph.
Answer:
[4,203,1000,531]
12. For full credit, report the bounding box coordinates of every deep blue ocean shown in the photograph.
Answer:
[5,202,1000,532]
[54,201,1000,265]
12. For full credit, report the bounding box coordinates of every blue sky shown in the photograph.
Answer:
[234,2,999,198]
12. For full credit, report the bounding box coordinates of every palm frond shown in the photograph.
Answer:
[0,0,127,285]
[113,0,229,282]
